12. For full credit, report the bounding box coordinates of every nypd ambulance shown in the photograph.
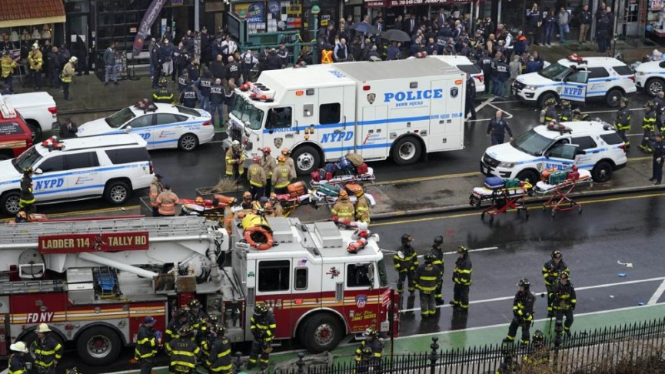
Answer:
[512,56,636,108]
[224,58,466,175]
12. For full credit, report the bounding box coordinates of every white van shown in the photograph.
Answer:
[480,121,627,183]
[0,133,154,215]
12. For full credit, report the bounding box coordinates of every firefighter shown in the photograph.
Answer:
[135,316,159,374]
[166,309,190,347]
[248,155,267,200]
[32,323,63,374]
[559,100,572,122]
[415,253,440,318]
[503,278,535,346]
[149,174,164,217]
[494,345,518,374]
[248,303,276,371]
[240,191,261,213]
[452,245,472,311]
[260,147,276,197]
[281,148,297,180]
[427,236,444,305]
[522,330,549,366]
[354,187,371,223]
[571,108,589,122]
[394,234,418,295]
[263,202,277,217]
[208,321,233,374]
[28,43,43,91]
[268,192,284,217]
[552,269,576,338]
[272,155,292,195]
[1,50,18,93]
[19,167,35,214]
[542,250,569,318]
[614,98,631,148]
[225,140,245,180]
[187,299,207,332]
[153,77,175,104]
[199,314,219,367]
[331,190,356,222]
[540,98,558,124]
[156,184,179,217]
[641,101,656,153]
[8,341,29,374]
[354,327,383,374]
[168,325,200,374]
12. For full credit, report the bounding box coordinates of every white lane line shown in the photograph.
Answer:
[488,103,514,119]
[492,100,520,104]
[474,97,495,112]
[648,279,665,305]
[582,108,644,114]
[396,246,500,258]
[465,118,492,122]
[399,276,665,312]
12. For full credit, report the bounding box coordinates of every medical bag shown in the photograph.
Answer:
[548,171,568,185]
[541,167,559,182]
[324,163,336,175]
[318,183,341,197]
[346,153,364,167]
[287,181,307,197]
[337,157,354,172]
[345,184,364,196]
[310,170,321,182]
[484,176,505,190]
[356,162,369,175]
[504,178,521,188]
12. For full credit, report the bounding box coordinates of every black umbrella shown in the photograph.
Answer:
[381,29,411,43]
[350,22,378,35]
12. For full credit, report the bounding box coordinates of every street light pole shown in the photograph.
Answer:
[312,5,321,64]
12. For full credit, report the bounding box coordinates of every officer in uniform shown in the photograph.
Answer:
[465,73,477,121]
[248,303,276,371]
[542,250,569,318]
[19,167,35,214]
[32,323,63,374]
[8,341,29,374]
[640,101,656,153]
[614,98,631,148]
[478,50,492,94]
[503,278,535,346]
[452,245,472,311]
[331,190,355,222]
[559,100,572,122]
[552,270,577,339]
[179,80,197,108]
[354,327,383,374]
[225,56,241,84]
[272,155,292,195]
[655,91,665,131]
[415,254,441,318]
[177,69,189,92]
[248,156,267,200]
[427,236,445,305]
[207,321,233,374]
[167,325,200,374]
[541,98,558,124]
[354,187,371,223]
[153,77,174,104]
[650,133,665,185]
[135,316,159,374]
[260,147,276,197]
[198,68,213,112]
[394,234,418,295]
[210,78,224,127]
[487,110,513,145]
[165,309,190,349]
[225,140,245,180]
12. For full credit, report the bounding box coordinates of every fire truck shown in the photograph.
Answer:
[0,215,395,366]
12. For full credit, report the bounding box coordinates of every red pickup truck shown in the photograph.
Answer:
[0,105,32,160]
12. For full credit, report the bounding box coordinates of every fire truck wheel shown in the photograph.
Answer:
[301,314,343,353]
[391,136,422,166]
[76,326,122,366]
[0,191,21,215]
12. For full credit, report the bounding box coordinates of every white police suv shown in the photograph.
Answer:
[480,121,627,184]
[78,103,213,151]
[512,55,636,108]
[0,133,154,215]
[634,61,665,96]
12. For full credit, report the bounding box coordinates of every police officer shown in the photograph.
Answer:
[541,98,558,124]
[179,80,197,108]
[503,278,535,346]
[32,323,63,374]
[331,190,356,221]
[260,147,276,197]
[650,133,665,185]
[272,155,292,195]
[177,69,189,92]
[135,316,159,374]
[478,50,492,94]
[248,155,267,200]
[452,245,472,311]
[415,253,441,318]
[207,321,233,374]
[394,234,418,295]
[614,98,631,148]
[427,236,444,305]
[655,91,665,131]
[641,101,657,153]
[465,73,477,121]
[153,77,174,104]
[354,187,371,223]
[187,299,207,332]
[225,140,245,180]
[168,325,200,374]
[198,68,213,112]
[354,327,383,374]
[542,250,569,318]
[210,78,224,127]
[496,56,510,98]
[487,110,513,145]
[559,100,572,122]
[19,167,35,214]
[165,309,190,349]
[8,341,29,374]
[225,56,241,84]
[248,303,276,371]
[240,50,257,84]
[552,270,577,339]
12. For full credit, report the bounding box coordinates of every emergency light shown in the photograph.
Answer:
[41,136,64,151]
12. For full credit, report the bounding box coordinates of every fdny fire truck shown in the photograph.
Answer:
[0,216,395,366]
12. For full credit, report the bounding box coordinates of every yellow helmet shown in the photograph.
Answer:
[277,154,286,163]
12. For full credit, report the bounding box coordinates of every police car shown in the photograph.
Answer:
[634,61,665,96]
[430,55,486,93]
[0,133,153,215]
[78,103,213,151]
[480,121,627,184]
[512,55,636,108]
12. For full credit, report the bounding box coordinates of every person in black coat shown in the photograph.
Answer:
[465,74,477,121]
[46,46,61,89]
[150,40,162,89]
[266,49,281,70]
[200,27,213,66]
[210,54,226,81]
[74,34,88,76]
[59,118,78,139]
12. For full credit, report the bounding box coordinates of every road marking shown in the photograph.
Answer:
[488,103,514,119]
[582,108,644,114]
[465,118,492,123]
[402,246,499,258]
[399,277,665,312]
[491,100,520,104]
[474,97,495,112]
[648,279,665,305]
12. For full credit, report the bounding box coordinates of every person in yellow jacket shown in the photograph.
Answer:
[271,155,292,194]
[248,156,266,200]
[281,148,297,180]
[260,147,276,197]
[156,184,180,216]
[60,56,77,101]
[641,101,657,153]
[1,50,18,93]
[354,188,371,223]
[28,43,43,90]
[321,46,333,64]
[268,193,284,217]
[331,190,355,221]
[225,140,245,180]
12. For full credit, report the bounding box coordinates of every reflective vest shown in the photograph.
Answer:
[415,263,440,292]
[156,190,179,215]
[453,255,472,286]
[321,50,333,64]
[135,324,157,360]
[250,312,276,342]
[60,62,75,83]
[1,56,17,78]
[149,180,163,207]
[32,335,63,369]
[208,336,233,372]
[168,338,200,372]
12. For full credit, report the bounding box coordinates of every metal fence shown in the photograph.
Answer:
[267,317,665,374]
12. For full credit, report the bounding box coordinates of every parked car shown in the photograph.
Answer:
[1,92,58,141]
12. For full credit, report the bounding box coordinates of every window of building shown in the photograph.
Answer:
[319,103,341,125]
[294,268,308,290]
[258,260,290,292]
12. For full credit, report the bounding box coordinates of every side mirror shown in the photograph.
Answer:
[34,168,43,175]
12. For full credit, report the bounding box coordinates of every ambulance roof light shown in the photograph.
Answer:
[363,85,371,91]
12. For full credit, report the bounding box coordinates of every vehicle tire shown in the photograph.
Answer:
[516,169,540,185]
[392,136,422,166]
[76,326,122,366]
[292,145,321,176]
[26,121,42,143]
[592,161,613,182]
[301,314,344,353]
[646,79,665,97]
[178,133,199,151]
[605,89,623,108]
[0,191,21,216]
[539,92,557,109]
[104,180,130,205]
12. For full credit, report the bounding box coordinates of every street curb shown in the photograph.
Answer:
[370,184,665,221]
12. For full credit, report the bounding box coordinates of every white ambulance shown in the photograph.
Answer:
[224,58,466,175]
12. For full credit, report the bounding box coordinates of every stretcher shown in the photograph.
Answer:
[469,182,532,223]
[469,183,534,207]
[309,167,376,188]
[536,169,592,217]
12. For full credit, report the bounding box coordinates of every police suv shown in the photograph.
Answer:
[480,121,627,184]
[634,60,665,96]
[512,56,636,108]
[0,133,154,215]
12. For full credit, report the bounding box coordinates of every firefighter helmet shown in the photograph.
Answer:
[179,324,193,337]
[177,308,189,319]
[208,314,220,324]
[188,299,202,309]
[277,154,286,163]
[23,166,33,175]
[282,148,291,155]
[551,250,562,259]
[363,326,377,337]
[243,191,252,200]
[457,245,469,253]
[159,77,168,87]
[517,278,530,287]
[401,234,412,244]
[261,147,271,154]
[646,101,655,108]
[561,99,570,107]
[559,269,570,280]
[533,330,544,343]
[424,253,436,264]
[621,97,629,105]
[338,190,349,199]
[232,140,240,147]
[36,323,51,333]
[572,108,581,115]
[546,98,556,106]
[215,321,226,335]
[255,303,268,315]
[253,155,260,163]
[433,236,443,245]
[10,341,28,353]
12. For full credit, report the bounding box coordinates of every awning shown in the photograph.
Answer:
[387,0,471,6]
[0,0,66,28]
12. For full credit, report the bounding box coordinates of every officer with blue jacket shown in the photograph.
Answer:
[487,110,513,145]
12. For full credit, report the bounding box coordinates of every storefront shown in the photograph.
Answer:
[364,0,479,29]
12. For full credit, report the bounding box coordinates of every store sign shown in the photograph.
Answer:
[38,232,150,254]
[388,0,469,5]
[365,0,387,8]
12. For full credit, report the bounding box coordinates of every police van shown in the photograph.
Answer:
[512,56,636,108]
[634,60,665,96]
[0,133,154,215]
[480,121,627,184]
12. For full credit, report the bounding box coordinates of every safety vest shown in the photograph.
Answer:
[1,57,17,78]
[134,324,157,360]
[321,50,333,64]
